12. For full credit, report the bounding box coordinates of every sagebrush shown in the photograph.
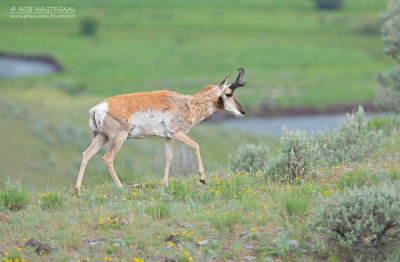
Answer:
[274,129,319,182]
[315,106,382,166]
[310,184,400,260]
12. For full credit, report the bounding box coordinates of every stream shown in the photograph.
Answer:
[220,113,385,137]
[0,56,59,78]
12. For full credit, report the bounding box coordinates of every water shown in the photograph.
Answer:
[0,57,57,78]
[220,113,384,136]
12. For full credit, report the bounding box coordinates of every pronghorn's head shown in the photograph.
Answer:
[217,68,247,118]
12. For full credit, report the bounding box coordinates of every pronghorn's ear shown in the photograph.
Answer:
[218,74,230,89]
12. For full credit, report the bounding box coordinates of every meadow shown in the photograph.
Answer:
[0,131,399,261]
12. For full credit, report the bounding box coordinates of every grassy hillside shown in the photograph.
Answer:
[0,0,393,108]
[0,136,399,261]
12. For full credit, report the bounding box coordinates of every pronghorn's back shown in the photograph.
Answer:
[106,90,179,124]
[89,90,190,139]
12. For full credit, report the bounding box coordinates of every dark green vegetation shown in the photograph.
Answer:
[376,0,400,112]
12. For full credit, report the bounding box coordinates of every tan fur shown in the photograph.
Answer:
[187,87,219,124]
[106,90,178,125]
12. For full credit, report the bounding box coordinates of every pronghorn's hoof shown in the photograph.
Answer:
[200,179,206,185]
[75,187,81,198]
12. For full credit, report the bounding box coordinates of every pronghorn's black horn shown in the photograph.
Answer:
[228,68,246,91]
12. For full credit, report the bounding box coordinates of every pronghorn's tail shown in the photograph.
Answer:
[88,102,108,136]
[88,109,98,135]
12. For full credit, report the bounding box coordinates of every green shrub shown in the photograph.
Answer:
[376,1,400,112]
[40,192,64,210]
[312,0,343,10]
[0,178,29,211]
[80,17,98,35]
[278,129,319,182]
[310,184,400,260]
[316,106,382,166]
[229,143,269,172]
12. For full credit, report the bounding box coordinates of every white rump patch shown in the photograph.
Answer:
[89,102,108,133]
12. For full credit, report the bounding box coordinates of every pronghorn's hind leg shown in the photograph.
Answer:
[102,130,128,187]
[163,137,175,187]
[76,133,108,197]
[101,114,130,187]
[172,131,206,184]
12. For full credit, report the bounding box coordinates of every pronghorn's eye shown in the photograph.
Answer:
[226,93,232,98]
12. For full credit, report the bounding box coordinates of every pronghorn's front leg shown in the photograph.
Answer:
[172,131,206,184]
[163,137,175,187]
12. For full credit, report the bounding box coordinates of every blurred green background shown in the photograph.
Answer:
[0,0,391,189]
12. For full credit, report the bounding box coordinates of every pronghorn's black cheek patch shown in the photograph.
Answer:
[218,96,224,108]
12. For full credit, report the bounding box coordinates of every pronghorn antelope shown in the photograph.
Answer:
[75,68,247,197]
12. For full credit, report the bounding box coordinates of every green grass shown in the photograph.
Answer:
[1,145,400,261]
[0,0,393,108]
[39,192,64,211]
